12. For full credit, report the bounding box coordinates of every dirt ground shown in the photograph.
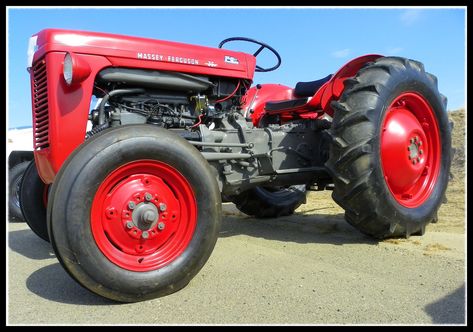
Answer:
[7,109,466,325]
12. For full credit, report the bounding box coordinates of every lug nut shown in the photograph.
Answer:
[158,222,165,230]
[415,136,419,142]
[142,231,149,239]
[159,203,167,212]
[128,201,136,209]
[410,138,415,144]
[408,155,412,160]
[407,146,411,151]
[417,157,421,163]
[419,149,423,155]
[126,221,134,229]
[418,141,423,146]
[412,159,417,165]
[145,192,153,201]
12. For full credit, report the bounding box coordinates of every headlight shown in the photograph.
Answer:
[62,52,91,86]
[63,53,73,85]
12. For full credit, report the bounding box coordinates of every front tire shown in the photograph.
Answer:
[19,160,49,241]
[326,57,451,239]
[48,125,222,302]
[8,161,30,222]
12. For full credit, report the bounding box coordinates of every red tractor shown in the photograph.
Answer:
[22,29,451,302]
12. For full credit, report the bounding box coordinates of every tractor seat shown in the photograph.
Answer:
[294,74,333,97]
[263,74,333,113]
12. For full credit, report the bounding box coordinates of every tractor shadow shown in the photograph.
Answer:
[424,283,466,324]
[8,229,55,260]
[219,203,378,246]
[25,263,116,306]
[8,225,116,305]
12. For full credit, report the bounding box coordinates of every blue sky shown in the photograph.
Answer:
[7,7,465,128]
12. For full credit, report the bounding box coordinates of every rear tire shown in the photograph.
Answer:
[8,161,30,222]
[231,185,307,218]
[326,57,451,239]
[48,125,222,302]
[19,160,49,241]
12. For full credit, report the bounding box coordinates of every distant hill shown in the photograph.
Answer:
[449,108,465,180]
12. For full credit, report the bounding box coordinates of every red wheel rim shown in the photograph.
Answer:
[91,160,197,272]
[381,92,441,208]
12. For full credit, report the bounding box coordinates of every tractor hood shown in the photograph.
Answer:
[28,28,257,80]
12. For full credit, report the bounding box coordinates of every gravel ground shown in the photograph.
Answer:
[7,193,465,325]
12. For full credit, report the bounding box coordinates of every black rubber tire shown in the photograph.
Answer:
[325,56,451,239]
[231,185,307,218]
[19,160,50,242]
[48,125,222,302]
[8,161,30,222]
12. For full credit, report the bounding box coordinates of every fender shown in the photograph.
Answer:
[308,54,383,116]
[242,54,383,127]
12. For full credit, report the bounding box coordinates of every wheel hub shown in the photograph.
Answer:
[381,92,440,208]
[91,160,197,272]
[131,201,159,230]
[407,136,423,164]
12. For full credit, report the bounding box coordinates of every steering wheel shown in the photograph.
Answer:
[218,37,281,72]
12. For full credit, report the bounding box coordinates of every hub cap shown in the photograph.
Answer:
[91,160,197,271]
[381,92,441,208]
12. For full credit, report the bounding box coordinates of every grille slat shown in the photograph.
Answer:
[34,86,48,97]
[35,112,48,122]
[35,106,48,114]
[34,95,48,107]
[35,129,49,136]
[36,120,49,130]
[34,75,47,87]
[36,135,48,143]
[34,64,47,77]
[34,84,48,96]
[34,104,48,114]
[31,58,49,150]
[36,142,49,149]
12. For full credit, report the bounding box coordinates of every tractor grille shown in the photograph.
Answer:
[31,58,49,150]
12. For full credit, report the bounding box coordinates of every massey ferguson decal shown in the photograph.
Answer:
[137,52,199,65]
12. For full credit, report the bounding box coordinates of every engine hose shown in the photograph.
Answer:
[98,88,146,125]
[85,122,109,139]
